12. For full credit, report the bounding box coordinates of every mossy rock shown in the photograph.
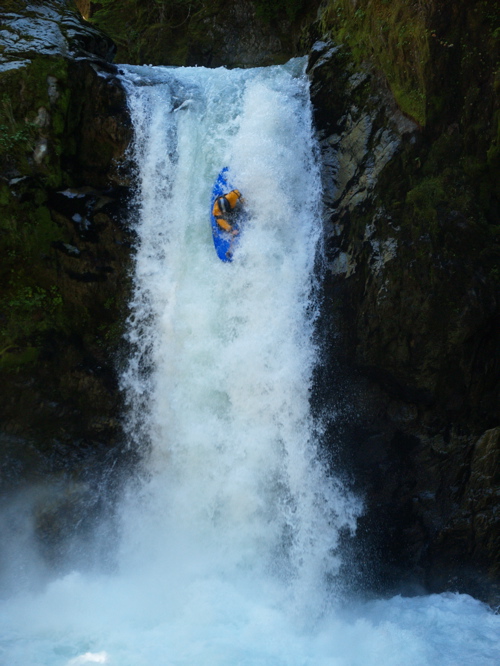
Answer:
[318,0,429,125]
[84,0,321,66]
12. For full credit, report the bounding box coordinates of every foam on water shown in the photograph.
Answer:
[0,61,499,666]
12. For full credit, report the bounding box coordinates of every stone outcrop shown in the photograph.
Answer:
[308,34,499,604]
[0,0,133,556]
[1,0,115,62]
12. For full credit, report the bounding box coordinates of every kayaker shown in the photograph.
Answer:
[212,189,243,235]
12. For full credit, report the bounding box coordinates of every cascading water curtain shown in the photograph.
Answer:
[116,59,362,624]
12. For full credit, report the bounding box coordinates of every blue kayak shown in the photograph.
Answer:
[210,167,240,262]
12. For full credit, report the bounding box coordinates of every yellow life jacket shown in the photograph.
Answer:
[213,190,242,232]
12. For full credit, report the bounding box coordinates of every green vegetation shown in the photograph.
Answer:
[319,0,429,125]
[0,95,37,158]
[406,177,445,226]
[253,0,307,24]
[84,0,314,65]
[0,184,66,368]
[0,58,71,184]
[0,283,65,369]
[318,0,500,129]
[0,59,72,369]
[87,0,204,64]
[318,0,499,254]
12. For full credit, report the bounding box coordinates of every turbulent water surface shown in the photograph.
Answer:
[0,61,499,666]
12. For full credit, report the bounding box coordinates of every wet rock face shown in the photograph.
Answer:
[0,0,133,508]
[189,0,292,68]
[308,42,418,271]
[79,0,322,68]
[308,40,500,603]
[0,0,115,62]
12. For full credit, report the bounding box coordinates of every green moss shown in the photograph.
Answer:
[1,0,30,11]
[487,111,500,169]
[0,183,11,206]
[422,133,463,176]
[390,83,425,125]
[253,0,306,24]
[27,58,68,104]
[462,156,487,179]
[0,94,37,160]
[0,279,65,354]
[407,178,445,210]
[87,0,206,64]
[0,180,70,362]
[0,57,71,186]
[34,206,59,247]
[403,180,439,240]
[487,143,500,168]
[0,44,133,372]
[0,345,40,370]
[52,92,71,137]
[319,0,428,125]
[85,0,313,65]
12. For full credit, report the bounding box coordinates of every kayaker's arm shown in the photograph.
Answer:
[216,217,233,232]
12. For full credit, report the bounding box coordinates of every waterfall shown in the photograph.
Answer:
[0,60,499,666]
[116,58,360,616]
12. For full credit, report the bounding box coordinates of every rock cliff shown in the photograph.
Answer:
[79,0,321,67]
[0,0,133,556]
[307,0,499,603]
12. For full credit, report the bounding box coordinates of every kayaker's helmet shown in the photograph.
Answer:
[218,196,231,215]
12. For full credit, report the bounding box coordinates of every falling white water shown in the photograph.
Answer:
[116,58,360,616]
[0,60,499,666]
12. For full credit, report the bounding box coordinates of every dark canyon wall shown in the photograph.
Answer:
[74,0,322,67]
[307,1,499,603]
[0,0,133,553]
[1,0,498,602]
[309,40,499,603]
